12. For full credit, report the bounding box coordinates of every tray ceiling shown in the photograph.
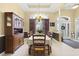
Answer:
[19,3,79,12]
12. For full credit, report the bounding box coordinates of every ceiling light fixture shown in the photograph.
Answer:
[72,5,79,9]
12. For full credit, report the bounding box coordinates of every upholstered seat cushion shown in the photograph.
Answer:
[35,48,44,50]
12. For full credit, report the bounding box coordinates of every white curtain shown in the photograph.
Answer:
[36,20,43,32]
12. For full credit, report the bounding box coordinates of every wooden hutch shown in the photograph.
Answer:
[4,12,24,53]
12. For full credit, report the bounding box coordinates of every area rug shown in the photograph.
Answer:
[63,39,79,49]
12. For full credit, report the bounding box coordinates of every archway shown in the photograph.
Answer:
[57,16,70,40]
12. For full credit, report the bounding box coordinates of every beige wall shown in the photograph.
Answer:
[24,12,55,32]
[21,6,79,39]
[25,10,76,39]
[0,3,25,35]
[24,10,75,36]
[74,7,79,18]
[0,3,79,39]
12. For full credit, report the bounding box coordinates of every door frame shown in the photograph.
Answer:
[57,16,71,40]
[75,17,79,40]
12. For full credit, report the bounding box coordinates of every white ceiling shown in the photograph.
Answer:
[19,3,79,13]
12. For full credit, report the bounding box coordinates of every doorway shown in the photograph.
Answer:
[57,16,70,40]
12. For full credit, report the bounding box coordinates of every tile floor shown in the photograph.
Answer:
[1,38,79,56]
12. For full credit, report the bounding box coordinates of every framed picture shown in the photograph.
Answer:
[50,22,55,27]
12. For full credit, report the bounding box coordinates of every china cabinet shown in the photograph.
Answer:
[4,12,24,53]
